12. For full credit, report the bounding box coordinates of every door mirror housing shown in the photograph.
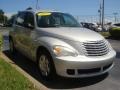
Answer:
[24,23,34,29]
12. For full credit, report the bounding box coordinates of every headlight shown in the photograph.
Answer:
[53,45,78,57]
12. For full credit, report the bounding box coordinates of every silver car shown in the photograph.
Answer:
[9,10,116,79]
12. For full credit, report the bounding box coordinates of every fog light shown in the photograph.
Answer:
[67,69,75,75]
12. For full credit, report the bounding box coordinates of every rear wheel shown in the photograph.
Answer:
[38,50,56,80]
[9,39,16,54]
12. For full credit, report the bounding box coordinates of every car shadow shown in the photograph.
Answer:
[3,50,108,89]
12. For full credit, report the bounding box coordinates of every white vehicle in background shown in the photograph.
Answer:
[111,23,120,28]
[97,25,102,31]
[0,23,4,27]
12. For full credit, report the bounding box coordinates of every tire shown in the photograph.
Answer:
[9,39,16,54]
[38,49,56,80]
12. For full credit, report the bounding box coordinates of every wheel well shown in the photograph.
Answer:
[36,46,51,62]
[36,46,57,78]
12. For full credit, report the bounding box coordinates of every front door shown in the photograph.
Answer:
[20,12,36,59]
[14,12,36,59]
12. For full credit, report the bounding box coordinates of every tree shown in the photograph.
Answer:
[0,9,4,15]
[0,9,5,23]
[7,14,16,26]
[0,9,8,24]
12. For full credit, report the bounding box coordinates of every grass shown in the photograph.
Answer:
[0,32,37,90]
[0,58,37,90]
[109,27,120,38]
[111,27,120,30]
[99,32,110,38]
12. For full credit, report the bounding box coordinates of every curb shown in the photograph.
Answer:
[0,52,48,90]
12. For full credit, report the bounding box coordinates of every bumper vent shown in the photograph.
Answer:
[83,40,109,56]
[77,63,112,75]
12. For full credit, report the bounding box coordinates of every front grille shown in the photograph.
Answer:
[83,40,109,56]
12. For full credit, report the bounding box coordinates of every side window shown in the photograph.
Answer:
[63,14,76,25]
[16,12,25,26]
[24,12,34,28]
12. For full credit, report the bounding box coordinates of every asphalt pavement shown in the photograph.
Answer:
[0,27,120,90]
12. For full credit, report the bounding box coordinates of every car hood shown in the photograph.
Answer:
[37,27,104,42]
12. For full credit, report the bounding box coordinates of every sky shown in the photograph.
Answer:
[0,0,120,18]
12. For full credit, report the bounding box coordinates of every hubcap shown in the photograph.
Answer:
[39,55,50,76]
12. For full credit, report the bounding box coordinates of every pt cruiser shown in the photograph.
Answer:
[9,10,116,79]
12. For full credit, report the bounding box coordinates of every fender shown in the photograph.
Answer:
[36,36,76,57]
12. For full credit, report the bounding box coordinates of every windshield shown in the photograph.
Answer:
[36,12,80,27]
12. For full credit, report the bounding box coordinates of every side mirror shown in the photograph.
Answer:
[17,17,24,24]
[24,23,34,29]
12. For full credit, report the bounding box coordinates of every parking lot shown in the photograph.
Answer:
[0,27,120,90]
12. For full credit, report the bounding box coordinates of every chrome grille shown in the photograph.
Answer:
[83,40,109,56]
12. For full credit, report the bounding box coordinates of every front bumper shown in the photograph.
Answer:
[53,50,116,78]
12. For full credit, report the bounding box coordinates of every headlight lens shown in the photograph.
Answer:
[53,45,78,57]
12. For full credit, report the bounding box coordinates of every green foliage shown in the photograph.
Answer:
[109,27,120,38]
[0,9,8,23]
[111,27,120,31]
[0,9,4,15]
[99,32,110,38]
[0,34,3,51]
[7,14,16,26]
[0,58,37,90]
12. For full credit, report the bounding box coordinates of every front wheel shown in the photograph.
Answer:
[38,50,56,80]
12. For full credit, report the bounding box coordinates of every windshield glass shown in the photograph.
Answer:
[36,12,80,27]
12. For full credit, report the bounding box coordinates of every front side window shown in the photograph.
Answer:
[36,12,80,28]
[16,12,25,26]
[24,12,35,27]
[15,12,35,29]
